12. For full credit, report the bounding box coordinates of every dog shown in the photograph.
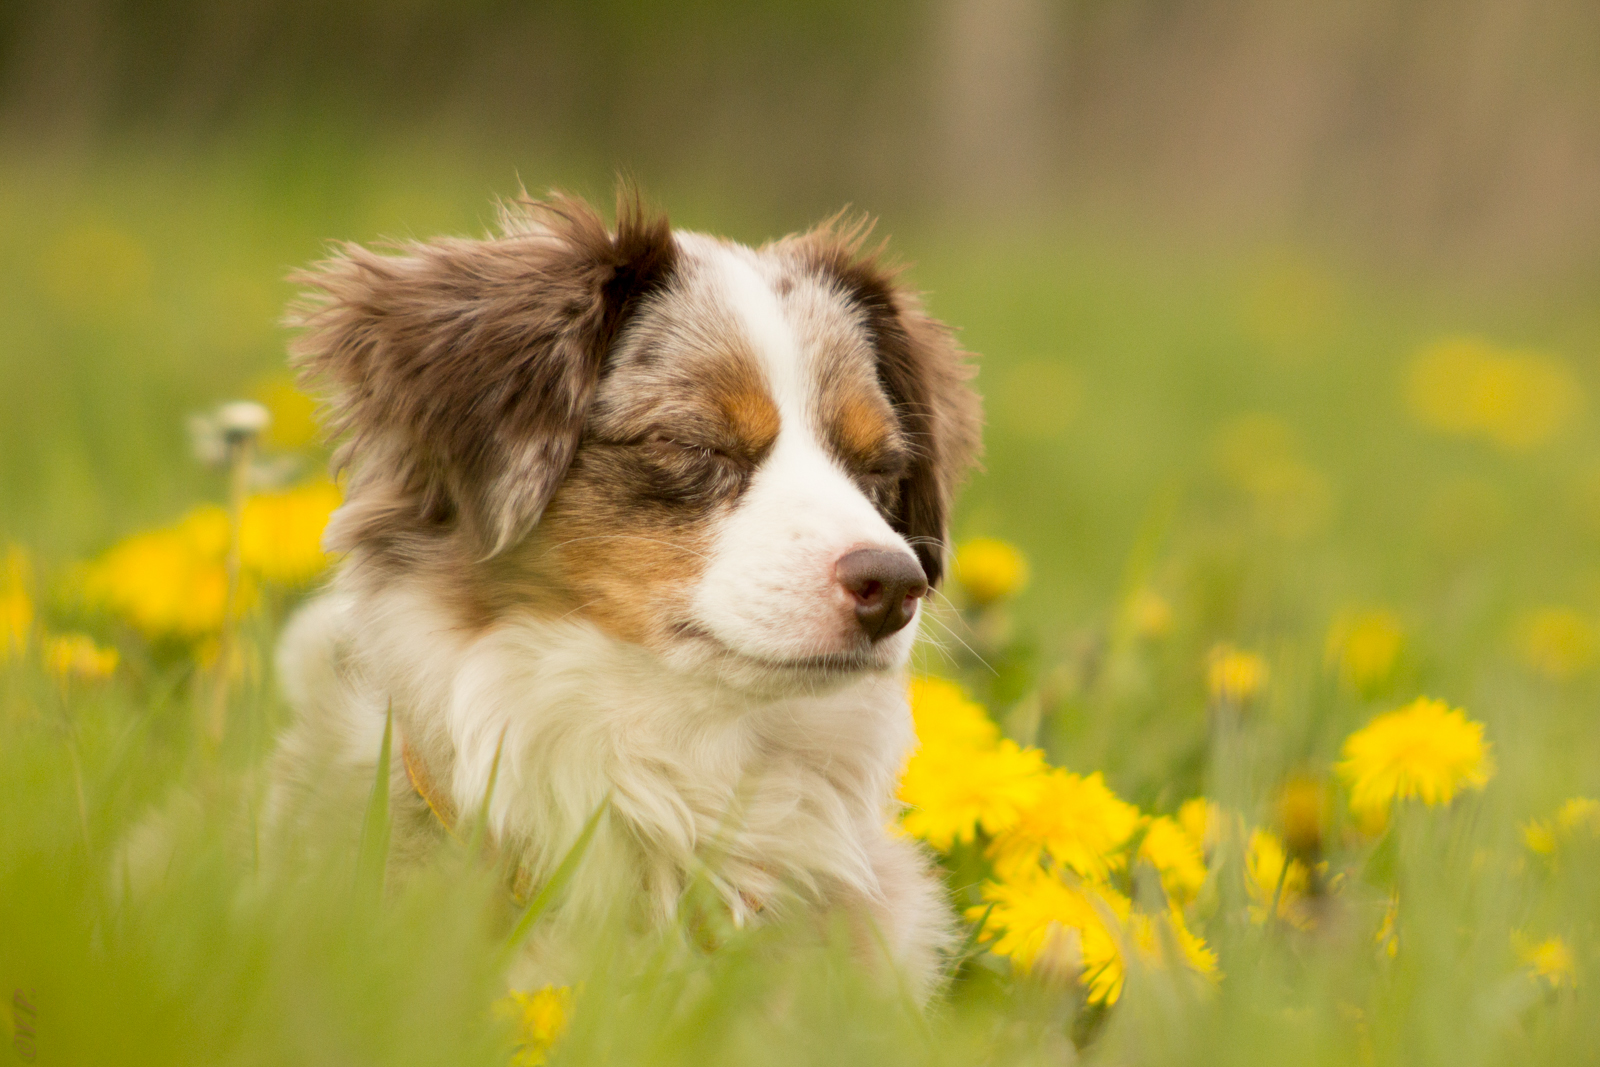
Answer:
[269,190,982,997]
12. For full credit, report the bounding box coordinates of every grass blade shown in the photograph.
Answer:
[355,701,393,899]
[501,793,610,959]
[465,726,509,859]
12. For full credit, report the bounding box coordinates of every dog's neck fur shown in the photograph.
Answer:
[296,555,918,933]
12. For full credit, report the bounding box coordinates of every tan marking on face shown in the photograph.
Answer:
[511,460,712,649]
[830,392,897,467]
[718,386,781,456]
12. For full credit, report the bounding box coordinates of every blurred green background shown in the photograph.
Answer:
[3,2,1600,1062]
[5,0,1599,787]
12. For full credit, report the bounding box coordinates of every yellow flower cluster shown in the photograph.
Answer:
[1337,697,1494,831]
[898,678,1045,849]
[78,481,340,640]
[898,679,1218,1004]
[1245,829,1314,928]
[2,544,123,683]
[494,985,574,1066]
[80,507,234,640]
[1406,337,1584,450]
[955,538,1029,606]
[900,677,1507,1003]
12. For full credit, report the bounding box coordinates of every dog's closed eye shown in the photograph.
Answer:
[646,433,734,462]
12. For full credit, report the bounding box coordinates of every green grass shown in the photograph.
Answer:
[3,142,1599,1064]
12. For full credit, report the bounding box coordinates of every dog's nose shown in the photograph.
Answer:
[836,548,928,641]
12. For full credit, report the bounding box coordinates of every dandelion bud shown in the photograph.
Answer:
[1276,775,1326,861]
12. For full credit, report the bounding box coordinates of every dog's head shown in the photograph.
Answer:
[292,191,981,689]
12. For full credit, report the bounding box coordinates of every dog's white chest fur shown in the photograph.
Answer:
[276,587,945,985]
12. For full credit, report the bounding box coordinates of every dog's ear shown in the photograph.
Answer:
[289,190,676,556]
[800,220,983,587]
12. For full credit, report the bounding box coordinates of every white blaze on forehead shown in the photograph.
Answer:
[705,245,810,424]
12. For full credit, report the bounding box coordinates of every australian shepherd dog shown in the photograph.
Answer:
[270,190,982,997]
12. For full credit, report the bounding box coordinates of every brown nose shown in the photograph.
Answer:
[836,548,928,642]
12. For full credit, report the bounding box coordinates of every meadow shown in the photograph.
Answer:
[2,142,1599,1065]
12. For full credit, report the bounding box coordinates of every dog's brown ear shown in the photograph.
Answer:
[800,220,983,587]
[289,190,676,556]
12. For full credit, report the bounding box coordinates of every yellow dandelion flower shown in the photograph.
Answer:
[241,481,341,586]
[988,769,1143,881]
[1138,815,1208,904]
[1,544,33,661]
[1207,644,1268,704]
[1337,697,1494,829]
[976,876,1215,1005]
[1326,610,1403,693]
[1523,797,1600,855]
[1177,797,1222,854]
[252,375,321,452]
[1515,607,1597,680]
[900,738,1048,850]
[1407,337,1583,450]
[1127,904,1220,988]
[494,985,574,1066]
[1523,818,1559,856]
[1515,935,1577,989]
[974,873,1130,1003]
[908,676,1000,752]
[79,507,236,640]
[955,538,1029,606]
[1246,828,1313,928]
[43,633,119,681]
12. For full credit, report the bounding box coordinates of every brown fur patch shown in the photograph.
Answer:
[289,187,677,559]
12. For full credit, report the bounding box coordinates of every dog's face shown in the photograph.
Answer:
[293,194,981,691]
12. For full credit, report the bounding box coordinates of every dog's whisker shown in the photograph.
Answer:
[918,611,998,676]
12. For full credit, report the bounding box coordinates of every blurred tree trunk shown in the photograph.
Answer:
[934,0,1059,212]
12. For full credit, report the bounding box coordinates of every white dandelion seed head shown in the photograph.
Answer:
[216,401,271,439]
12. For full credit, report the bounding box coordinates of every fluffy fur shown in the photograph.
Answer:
[269,190,982,997]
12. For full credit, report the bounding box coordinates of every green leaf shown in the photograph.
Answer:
[501,793,611,960]
[355,701,393,900]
